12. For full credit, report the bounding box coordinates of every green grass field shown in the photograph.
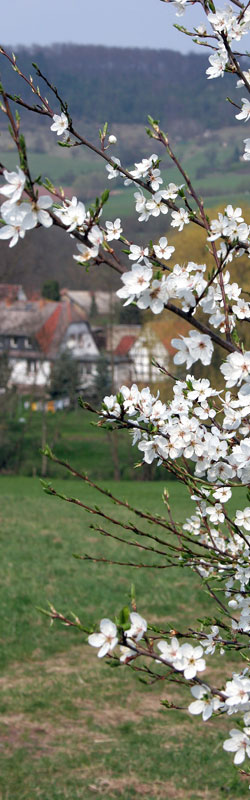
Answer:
[0,475,249,799]
[2,406,172,480]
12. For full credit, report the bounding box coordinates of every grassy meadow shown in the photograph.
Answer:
[2,406,141,479]
[0,474,250,800]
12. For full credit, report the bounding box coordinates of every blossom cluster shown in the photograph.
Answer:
[115,205,250,342]
[101,375,250,484]
[0,167,53,247]
[117,257,209,317]
[88,613,250,766]
[0,167,121,260]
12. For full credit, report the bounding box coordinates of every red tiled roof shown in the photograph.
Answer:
[36,303,63,355]
[161,338,177,356]
[114,335,136,356]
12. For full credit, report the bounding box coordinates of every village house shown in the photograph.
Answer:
[0,286,186,397]
[106,324,170,387]
[0,293,100,394]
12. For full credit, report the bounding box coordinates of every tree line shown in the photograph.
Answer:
[0,43,241,133]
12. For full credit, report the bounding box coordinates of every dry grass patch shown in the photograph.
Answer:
[83,774,222,799]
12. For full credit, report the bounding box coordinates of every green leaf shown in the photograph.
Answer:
[58,140,71,148]
[118,606,130,628]
[101,189,109,204]
[40,478,52,490]
[147,115,159,127]
[40,443,54,459]
[116,392,124,405]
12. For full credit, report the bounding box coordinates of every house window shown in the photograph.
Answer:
[10,337,18,349]
[24,338,32,348]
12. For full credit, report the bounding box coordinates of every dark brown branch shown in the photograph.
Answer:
[165,301,240,353]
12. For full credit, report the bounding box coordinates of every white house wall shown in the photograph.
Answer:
[9,358,51,387]
[64,323,99,358]
[129,340,168,382]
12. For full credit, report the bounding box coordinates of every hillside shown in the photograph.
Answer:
[0,43,242,134]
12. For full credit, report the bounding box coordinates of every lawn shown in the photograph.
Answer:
[0,475,249,799]
[3,406,178,480]
[2,407,137,479]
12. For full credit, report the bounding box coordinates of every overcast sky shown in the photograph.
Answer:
[2,0,205,52]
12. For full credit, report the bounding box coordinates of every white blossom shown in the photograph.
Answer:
[120,641,137,662]
[88,225,103,249]
[88,618,118,658]
[236,99,250,122]
[55,196,86,232]
[173,0,188,16]
[200,626,223,655]
[126,612,147,642]
[73,243,98,263]
[171,208,189,231]
[117,262,153,305]
[128,244,149,261]
[180,643,206,680]
[223,729,250,764]
[172,331,213,369]
[0,166,26,203]
[105,218,123,241]
[134,191,150,222]
[157,637,184,670]
[146,192,169,217]
[153,237,175,261]
[106,157,121,179]
[235,508,250,531]
[21,196,53,229]
[137,277,169,314]
[50,112,69,136]
[189,685,222,720]
[206,49,227,80]
[0,202,35,247]
[213,487,232,503]
[220,352,250,387]
[102,395,121,418]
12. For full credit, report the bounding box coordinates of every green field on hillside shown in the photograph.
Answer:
[2,126,250,211]
[0,476,249,799]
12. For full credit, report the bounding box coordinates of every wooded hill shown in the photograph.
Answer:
[0,43,241,134]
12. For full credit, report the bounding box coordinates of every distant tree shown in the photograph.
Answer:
[0,351,11,391]
[42,279,60,301]
[93,354,112,404]
[89,293,98,322]
[50,351,79,406]
[119,303,142,325]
